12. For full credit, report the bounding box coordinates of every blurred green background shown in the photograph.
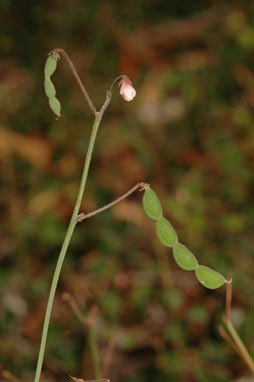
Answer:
[0,1,253,381]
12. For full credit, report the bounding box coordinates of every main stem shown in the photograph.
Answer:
[34,113,103,382]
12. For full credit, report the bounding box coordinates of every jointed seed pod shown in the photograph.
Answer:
[44,52,61,118]
[44,78,56,98]
[142,187,162,220]
[49,97,61,118]
[44,55,57,77]
[195,265,226,289]
[173,243,198,271]
[156,217,178,247]
[141,185,226,289]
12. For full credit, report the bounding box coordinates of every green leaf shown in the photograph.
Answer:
[156,217,178,247]
[142,187,162,220]
[44,55,57,77]
[49,97,61,117]
[173,243,198,271]
[195,265,226,289]
[44,78,56,98]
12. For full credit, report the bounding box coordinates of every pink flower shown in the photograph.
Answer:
[119,77,136,101]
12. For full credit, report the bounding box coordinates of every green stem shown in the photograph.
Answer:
[224,318,254,374]
[34,112,104,382]
[88,325,101,379]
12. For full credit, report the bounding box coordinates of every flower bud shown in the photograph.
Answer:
[119,77,136,101]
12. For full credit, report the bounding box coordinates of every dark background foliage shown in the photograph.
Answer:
[0,1,253,381]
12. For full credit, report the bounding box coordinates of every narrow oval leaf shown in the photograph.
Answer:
[44,78,56,98]
[173,243,198,271]
[44,55,57,77]
[195,265,226,289]
[156,218,178,247]
[49,97,61,117]
[142,188,162,220]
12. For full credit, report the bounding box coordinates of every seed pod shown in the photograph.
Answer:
[44,55,57,77]
[142,188,162,220]
[44,78,56,98]
[49,97,61,118]
[173,243,198,271]
[195,265,226,289]
[156,218,178,247]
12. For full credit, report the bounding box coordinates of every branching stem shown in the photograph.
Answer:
[35,49,136,382]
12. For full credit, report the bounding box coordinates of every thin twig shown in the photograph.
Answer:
[225,277,232,320]
[218,325,251,370]
[51,48,97,116]
[1,371,23,382]
[219,278,254,374]
[62,292,88,327]
[223,316,254,374]
[62,293,101,378]
[77,182,148,223]
[102,333,118,378]
[70,376,110,382]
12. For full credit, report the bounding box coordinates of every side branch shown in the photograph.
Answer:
[77,182,148,222]
[51,48,97,116]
